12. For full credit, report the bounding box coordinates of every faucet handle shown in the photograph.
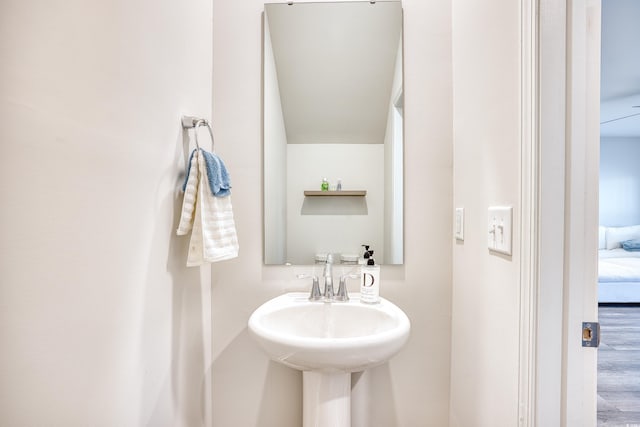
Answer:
[297,274,322,301]
[335,273,359,302]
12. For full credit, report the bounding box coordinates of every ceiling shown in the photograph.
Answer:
[266,2,402,144]
[600,0,640,137]
[266,1,635,139]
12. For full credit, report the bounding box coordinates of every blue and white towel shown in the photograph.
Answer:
[182,149,231,197]
[177,149,239,266]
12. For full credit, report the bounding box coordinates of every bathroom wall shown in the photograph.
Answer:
[212,0,453,426]
[263,13,288,264]
[384,36,405,265]
[286,143,384,264]
[0,0,213,425]
[600,137,640,226]
[450,0,522,426]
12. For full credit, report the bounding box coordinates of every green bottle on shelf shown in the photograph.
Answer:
[321,177,329,191]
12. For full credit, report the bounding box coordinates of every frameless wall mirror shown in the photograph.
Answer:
[263,1,403,265]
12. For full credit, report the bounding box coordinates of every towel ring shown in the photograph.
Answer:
[182,116,215,152]
[193,119,215,152]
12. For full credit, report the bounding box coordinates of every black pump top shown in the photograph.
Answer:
[362,245,375,265]
[367,258,375,266]
[362,244,374,260]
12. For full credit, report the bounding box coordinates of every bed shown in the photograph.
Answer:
[599,225,640,303]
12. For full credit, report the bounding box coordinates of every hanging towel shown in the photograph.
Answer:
[202,150,231,197]
[177,150,201,236]
[177,149,239,266]
[182,149,231,197]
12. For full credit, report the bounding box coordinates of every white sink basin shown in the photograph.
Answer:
[248,292,411,372]
[248,292,410,426]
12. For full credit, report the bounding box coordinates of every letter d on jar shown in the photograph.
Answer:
[362,273,375,287]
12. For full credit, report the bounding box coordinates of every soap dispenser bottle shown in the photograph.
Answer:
[359,245,370,265]
[360,257,380,304]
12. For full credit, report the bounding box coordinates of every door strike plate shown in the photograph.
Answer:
[582,322,600,348]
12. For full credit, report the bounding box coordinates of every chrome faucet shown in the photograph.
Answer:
[323,253,335,299]
[298,273,322,301]
[335,272,359,302]
[299,253,357,302]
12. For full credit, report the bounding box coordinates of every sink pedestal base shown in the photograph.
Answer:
[303,371,351,427]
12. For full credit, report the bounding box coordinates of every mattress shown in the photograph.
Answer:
[598,250,640,302]
[598,248,640,259]
[599,257,640,282]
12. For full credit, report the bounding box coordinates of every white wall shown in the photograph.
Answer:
[286,144,384,264]
[263,13,288,264]
[600,137,640,226]
[0,1,213,425]
[212,0,453,425]
[450,0,522,426]
[384,36,404,264]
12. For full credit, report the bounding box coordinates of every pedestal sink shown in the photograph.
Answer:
[248,292,410,427]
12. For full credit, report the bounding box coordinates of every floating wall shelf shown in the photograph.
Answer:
[303,190,367,197]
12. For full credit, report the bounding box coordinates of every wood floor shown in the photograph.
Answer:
[598,304,640,426]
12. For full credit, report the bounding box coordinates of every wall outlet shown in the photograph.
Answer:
[488,206,512,255]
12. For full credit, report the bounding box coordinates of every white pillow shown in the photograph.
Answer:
[599,226,606,250]
[605,225,640,250]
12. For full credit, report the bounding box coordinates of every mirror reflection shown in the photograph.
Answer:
[263,1,403,265]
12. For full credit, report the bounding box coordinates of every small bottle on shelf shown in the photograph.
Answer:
[321,177,329,191]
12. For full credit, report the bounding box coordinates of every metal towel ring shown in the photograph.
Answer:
[193,119,215,152]
[181,116,215,152]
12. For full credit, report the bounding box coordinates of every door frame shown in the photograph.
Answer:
[519,0,601,425]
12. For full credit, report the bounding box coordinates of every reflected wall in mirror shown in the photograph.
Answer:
[263,1,403,265]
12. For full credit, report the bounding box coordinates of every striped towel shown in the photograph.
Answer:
[182,149,231,197]
[177,149,239,266]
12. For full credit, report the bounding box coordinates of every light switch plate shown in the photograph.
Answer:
[488,206,513,255]
[455,207,464,241]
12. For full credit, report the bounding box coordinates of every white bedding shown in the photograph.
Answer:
[598,249,640,302]
[599,256,640,282]
[598,248,640,259]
